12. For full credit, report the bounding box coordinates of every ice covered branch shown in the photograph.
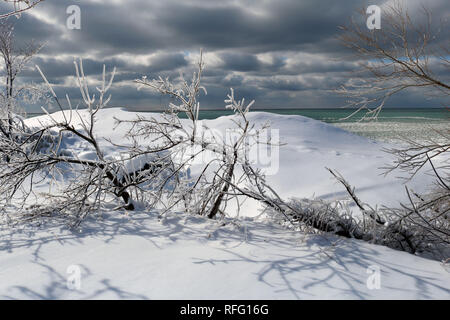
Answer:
[0,0,43,19]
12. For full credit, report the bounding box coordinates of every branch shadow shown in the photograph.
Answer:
[1,211,449,299]
[191,233,450,299]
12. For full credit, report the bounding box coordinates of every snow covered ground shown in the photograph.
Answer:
[1,108,449,299]
[1,212,449,299]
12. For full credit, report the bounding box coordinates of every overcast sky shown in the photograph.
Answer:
[1,0,449,112]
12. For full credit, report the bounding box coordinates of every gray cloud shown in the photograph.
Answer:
[0,0,448,112]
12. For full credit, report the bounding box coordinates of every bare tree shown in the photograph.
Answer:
[0,59,155,226]
[0,19,42,142]
[337,1,449,120]
[0,19,42,100]
[124,51,262,219]
[327,1,450,258]
[0,53,270,228]
[0,0,43,20]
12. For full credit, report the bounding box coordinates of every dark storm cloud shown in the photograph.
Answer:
[220,53,262,71]
[1,0,448,112]
[258,77,334,92]
[152,0,371,53]
[144,53,189,73]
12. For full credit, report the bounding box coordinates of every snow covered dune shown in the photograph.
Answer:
[25,108,437,210]
[208,111,433,209]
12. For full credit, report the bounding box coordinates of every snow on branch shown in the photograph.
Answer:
[0,0,43,20]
